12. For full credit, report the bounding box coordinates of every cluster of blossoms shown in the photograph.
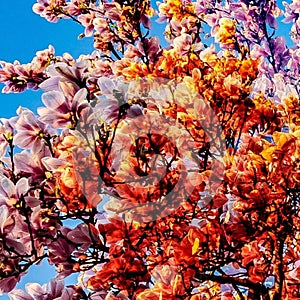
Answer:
[0,46,55,93]
[33,0,154,50]
[0,0,299,299]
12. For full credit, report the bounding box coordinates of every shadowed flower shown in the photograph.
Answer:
[0,276,21,296]
[48,229,77,277]
[94,77,143,124]
[67,223,99,252]
[0,205,28,255]
[137,37,161,63]
[0,205,15,234]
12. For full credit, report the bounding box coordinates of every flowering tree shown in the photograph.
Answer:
[0,0,300,299]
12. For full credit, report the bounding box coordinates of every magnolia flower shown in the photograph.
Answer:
[8,278,78,300]
[38,88,89,129]
[103,2,122,21]
[67,223,99,252]
[282,0,300,24]
[65,0,92,16]
[0,205,28,255]
[39,61,90,98]
[173,33,193,55]
[94,77,143,124]
[78,10,96,37]
[0,205,15,234]
[0,276,21,296]
[0,61,42,93]
[0,117,16,158]
[13,149,51,185]
[14,108,54,152]
[214,18,236,48]
[0,45,55,93]
[32,0,68,23]
[31,45,55,71]
[0,176,29,206]
[137,37,161,63]
[151,264,178,286]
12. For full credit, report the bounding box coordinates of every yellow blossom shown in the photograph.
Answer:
[215,18,236,47]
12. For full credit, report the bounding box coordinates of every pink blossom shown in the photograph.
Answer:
[30,205,60,238]
[194,0,215,14]
[39,61,89,97]
[31,45,55,71]
[78,10,96,37]
[0,46,54,93]
[0,205,15,233]
[48,229,77,277]
[8,278,77,300]
[8,288,34,300]
[89,59,113,77]
[38,88,89,129]
[166,17,199,43]
[204,10,224,35]
[32,0,68,23]
[0,176,29,206]
[14,108,54,152]
[0,117,16,158]
[0,205,28,255]
[173,33,193,55]
[199,44,217,63]
[65,0,92,16]
[136,37,162,63]
[151,263,178,286]
[287,46,300,72]
[123,44,144,60]
[94,78,143,124]
[283,1,300,43]
[0,61,40,93]
[14,150,50,183]
[67,223,99,252]
[103,2,122,21]
[41,156,68,172]
[27,280,62,299]
[93,18,115,43]
[282,0,300,23]
[0,276,20,295]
